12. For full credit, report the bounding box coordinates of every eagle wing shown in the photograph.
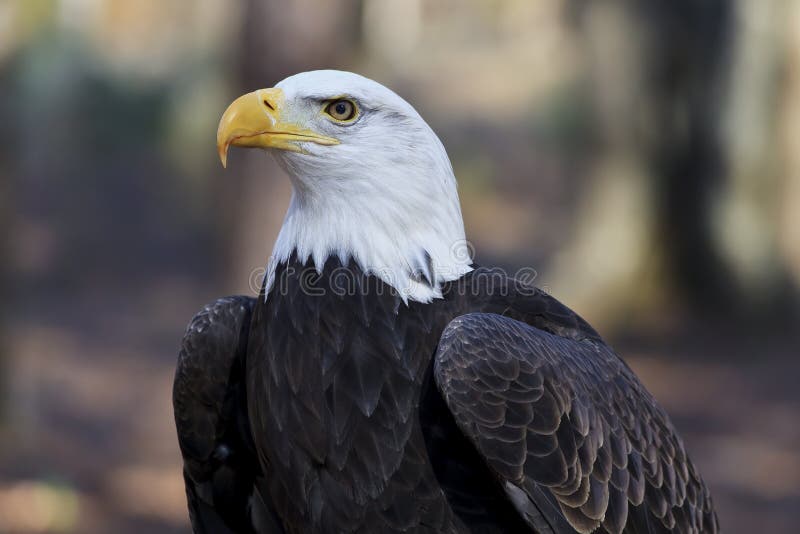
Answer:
[433,312,718,534]
[173,296,283,533]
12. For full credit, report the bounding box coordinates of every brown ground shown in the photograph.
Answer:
[1,283,798,534]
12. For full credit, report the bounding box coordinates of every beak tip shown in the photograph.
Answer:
[218,143,229,169]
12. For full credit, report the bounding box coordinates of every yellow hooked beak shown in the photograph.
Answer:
[216,88,339,168]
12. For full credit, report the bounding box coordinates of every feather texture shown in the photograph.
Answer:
[435,313,719,534]
[174,296,282,533]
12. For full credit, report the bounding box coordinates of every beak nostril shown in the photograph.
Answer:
[263,99,275,111]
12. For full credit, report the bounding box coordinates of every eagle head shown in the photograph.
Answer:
[217,70,472,303]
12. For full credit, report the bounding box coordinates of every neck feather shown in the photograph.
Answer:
[264,178,472,303]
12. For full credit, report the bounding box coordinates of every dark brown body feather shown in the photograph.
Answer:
[174,257,718,533]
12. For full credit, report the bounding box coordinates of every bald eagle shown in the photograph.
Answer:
[173,70,718,533]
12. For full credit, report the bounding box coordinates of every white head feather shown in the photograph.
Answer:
[264,70,472,303]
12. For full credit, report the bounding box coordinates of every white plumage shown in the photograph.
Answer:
[264,70,472,302]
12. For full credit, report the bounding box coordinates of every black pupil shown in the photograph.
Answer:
[335,102,348,116]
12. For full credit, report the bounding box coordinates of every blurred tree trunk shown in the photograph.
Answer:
[219,0,362,293]
[711,1,800,316]
[638,1,734,309]
[0,179,6,425]
[779,3,800,294]
[0,66,9,424]
[552,0,737,327]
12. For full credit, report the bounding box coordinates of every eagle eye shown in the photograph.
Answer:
[324,99,358,122]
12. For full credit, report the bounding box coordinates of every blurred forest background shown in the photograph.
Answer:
[1,0,799,532]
